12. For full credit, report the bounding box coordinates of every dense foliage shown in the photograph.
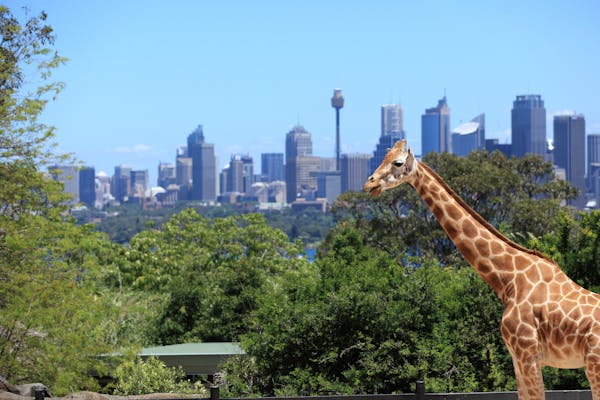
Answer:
[111,356,207,396]
[0,5,132,394]
[94,203,334,246]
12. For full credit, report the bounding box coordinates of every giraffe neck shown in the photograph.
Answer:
[409,162,528,298]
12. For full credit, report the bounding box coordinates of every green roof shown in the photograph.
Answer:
[140,342,245,357]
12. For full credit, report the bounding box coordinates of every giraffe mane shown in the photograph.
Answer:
[418,162,555,264]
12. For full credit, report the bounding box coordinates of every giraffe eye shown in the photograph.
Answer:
[393,161,404,167]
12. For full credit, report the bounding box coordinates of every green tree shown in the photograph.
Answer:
[120,209,312,344]
[224,223,515,396]
[331,150,576,266]
[0,6,130,394]
[112,356,207,396]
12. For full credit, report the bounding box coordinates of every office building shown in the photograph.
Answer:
[511,95,546,158]
[317,171,341,205]
[79,166,96,208]
[224,155,244,193]
[285,124,317,203]
[381,104,404,138]
[188,125,217,202]
[261,153,284,182]
[49,165,79,204]
[130,169,149,198]
[158,162,176,188]
[485,139,512,158]
[587,134,600,195]
[295,156,321,200]
[112,165,132,203]
[241,155,254,193]
[452,114,485,157]
[341,153,372,193]
[176,157,192,186]
[421,96,451,155]
[554,113,586,206]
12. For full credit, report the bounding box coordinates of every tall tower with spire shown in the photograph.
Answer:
[331,89,344,171]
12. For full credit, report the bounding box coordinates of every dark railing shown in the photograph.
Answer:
[47,383,589,400]
[210,382,593,400]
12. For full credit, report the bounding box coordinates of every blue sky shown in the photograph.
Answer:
[8,1,600,184]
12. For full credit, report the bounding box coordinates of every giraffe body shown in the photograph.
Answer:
[364,140,600,400]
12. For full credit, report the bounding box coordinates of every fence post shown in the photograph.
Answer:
[415,380,425,400]
[210,385,220,400]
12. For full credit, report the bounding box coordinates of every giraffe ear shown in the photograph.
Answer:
[406,147,416,173]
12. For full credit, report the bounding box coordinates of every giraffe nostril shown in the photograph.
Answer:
[369,176,375,182]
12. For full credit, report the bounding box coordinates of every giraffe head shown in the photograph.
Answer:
[364,139,417,196]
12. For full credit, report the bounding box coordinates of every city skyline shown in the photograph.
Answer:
[9,1,599,184]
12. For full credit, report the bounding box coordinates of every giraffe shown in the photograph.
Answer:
[363,139,600,400]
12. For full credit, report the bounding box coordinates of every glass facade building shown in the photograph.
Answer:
[421,96,451,156]
[511,95,546,158]
[554,113,586,206]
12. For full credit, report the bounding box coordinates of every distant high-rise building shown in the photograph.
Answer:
[49,165,79,204]
[130,169,149,197]
[187,125,205,148]
[158,162,176,188]
[381,104,404,137]
[452,113,486,157]
[188,125,216,202]
[587,134,600,194]
[341,153,372,193]
[485,139,512,158]
[317,171,341,205]
[79,166,96,208]
[370,104,405,173]
[176,146,188,158]
[225,155,244,193]
[241,155,254,193]
[285,125,317,203]
[554,113,586,206]
[421,96,451,155]
[176,158,192,185]
[511,94,546,158]
[112,165,132,202]
[261,153,284,182]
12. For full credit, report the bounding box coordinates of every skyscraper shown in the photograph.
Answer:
[130,169,149,197]
[112,165,131,203]
[341,153,372,193]
[554,113,586,206]
[49,165,79,204]
[285,125,319,203]
[261,153,284,182]
[188,125,216,202]
[370,104,405,173]
[588,134,600,198]
[511,95,546,158]
[381,104,404,137]
[421,96,451,155]
[79,166,96,208]
[225,155,244,193]
[451,113,485,157]
[241,155,254,193]
[158,162,176,188]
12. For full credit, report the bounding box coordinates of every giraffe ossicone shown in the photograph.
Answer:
[364,139,600,400]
